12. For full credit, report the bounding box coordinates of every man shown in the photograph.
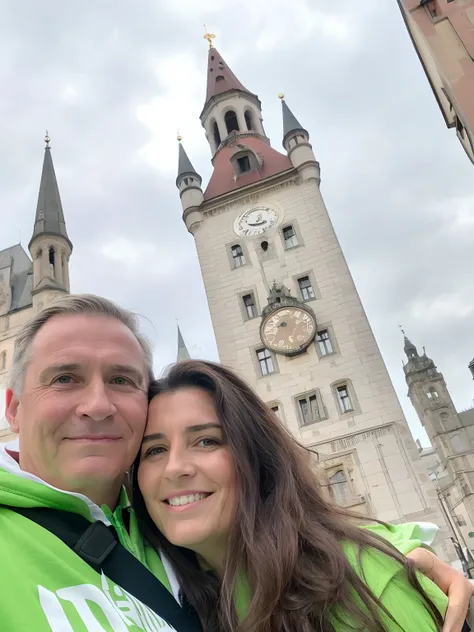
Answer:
[0,294,200,632]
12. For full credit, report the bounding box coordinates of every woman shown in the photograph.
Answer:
[132,360,472,632]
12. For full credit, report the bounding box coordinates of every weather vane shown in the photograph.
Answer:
[398,324,405,336]
[203,24,216,48]
[44,130,50,147]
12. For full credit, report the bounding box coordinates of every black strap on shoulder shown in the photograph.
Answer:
[9,506,202,632]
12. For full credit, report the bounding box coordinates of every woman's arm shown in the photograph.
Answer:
[407,547,473,632]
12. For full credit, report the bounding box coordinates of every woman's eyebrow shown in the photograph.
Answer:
[142,423,221,443]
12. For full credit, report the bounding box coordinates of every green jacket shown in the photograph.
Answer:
[0,442,179,631]
[234,522,449,631]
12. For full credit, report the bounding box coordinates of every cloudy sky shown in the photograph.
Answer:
[1,0,473,443]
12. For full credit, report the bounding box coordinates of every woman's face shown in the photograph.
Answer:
[138,387,237,564]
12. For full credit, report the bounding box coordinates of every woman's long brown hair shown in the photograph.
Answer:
[131,359,443,632]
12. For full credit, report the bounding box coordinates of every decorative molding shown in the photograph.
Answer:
[329,425,393,453]
[202,177,299,219]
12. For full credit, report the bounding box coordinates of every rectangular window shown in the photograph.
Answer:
[237,156,251,173]
[317,329,333,356]
[256,348,274,376]
[298,392,323,425]
[231,244,245,268]
[282,225,298,249]
[298,276,315,301]
[337,385,353,414]
[270,405,281,419]
[242,293,256,319]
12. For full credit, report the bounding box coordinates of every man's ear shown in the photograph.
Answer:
[5,389,20,433]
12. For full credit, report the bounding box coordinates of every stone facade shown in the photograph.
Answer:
[177,43,457,562]
[405,337,474,565]
[397,0,474,163]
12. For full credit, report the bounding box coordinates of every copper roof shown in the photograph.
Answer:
[204,47,254,106]
[204,136,292,201]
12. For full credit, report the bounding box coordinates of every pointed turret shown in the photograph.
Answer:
[469,358,474,380]
[177,325,191,362]
[29,134,72,308]
[404,335,419,360]
[200,37,267,157]
[203,46,253,107]
[176,141,202,187]
[281,98,308,147]
[29,135,72,251]
[279,95,320,183]
[176,138,204,234]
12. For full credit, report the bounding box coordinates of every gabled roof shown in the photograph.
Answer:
[0,244,33,311]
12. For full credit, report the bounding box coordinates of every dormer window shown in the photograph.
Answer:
[225,110,239,135]
[230,149,260,177]
[237,156,251,173]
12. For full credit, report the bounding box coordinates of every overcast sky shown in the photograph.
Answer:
[1,0,473,444]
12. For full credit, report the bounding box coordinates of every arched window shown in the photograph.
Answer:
[427,387,439,400]
[212,121,221,148]
[329,470,351,506]
[450,434,464,454]
[244,110,254,131]
[0,351,6,371]
[49,247,55,276]
[224,110,239,135]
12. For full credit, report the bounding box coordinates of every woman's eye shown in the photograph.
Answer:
[198,437,220,448]
[144,446,166,458]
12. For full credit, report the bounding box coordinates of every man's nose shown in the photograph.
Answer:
[76,380,117,421]
[164,447,196,481]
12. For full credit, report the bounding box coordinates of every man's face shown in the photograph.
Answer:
[6,314,148,499]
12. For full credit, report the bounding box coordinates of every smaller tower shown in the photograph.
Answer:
[280,95,320,183]
[176,137,204,234]
[28,134,72,311]
[176,325,191,362]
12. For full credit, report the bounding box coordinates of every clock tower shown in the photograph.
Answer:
[177,39,453,559]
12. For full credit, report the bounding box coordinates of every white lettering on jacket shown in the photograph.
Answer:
[38,572,177,631]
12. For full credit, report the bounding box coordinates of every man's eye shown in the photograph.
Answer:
[111,376,132,386]
[52,375,74,384]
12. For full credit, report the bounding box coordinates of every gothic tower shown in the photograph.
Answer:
[177,39,452,557]
[404,335,474,539]
[28,134,72,311]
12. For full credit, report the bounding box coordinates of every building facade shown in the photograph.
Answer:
[404,335,474,563]
[396,0,474,163]
[176,40,455,560]
[0,137,72,443]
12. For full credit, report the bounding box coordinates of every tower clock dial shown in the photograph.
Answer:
[234,206,280,237]
[261,306,316,356]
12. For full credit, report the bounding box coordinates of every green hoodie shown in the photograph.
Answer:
[233,522,449,631]
[0,443,179,631]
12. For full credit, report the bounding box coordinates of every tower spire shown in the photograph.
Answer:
[279,95,308,147]
[176,139,201,186]
[203,46,254,108]
[401,329,419,360]
[177,325,191,362]
[29,135,72,251]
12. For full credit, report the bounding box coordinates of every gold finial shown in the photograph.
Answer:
[177,128,182,142]
[44,130,51,146]
[278,93,285,100]
[203,24,216,48]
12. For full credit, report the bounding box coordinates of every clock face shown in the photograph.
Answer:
[261,306,316,356]
[234,206,279,237]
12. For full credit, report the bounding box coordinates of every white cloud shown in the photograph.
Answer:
[411,292,474,323]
